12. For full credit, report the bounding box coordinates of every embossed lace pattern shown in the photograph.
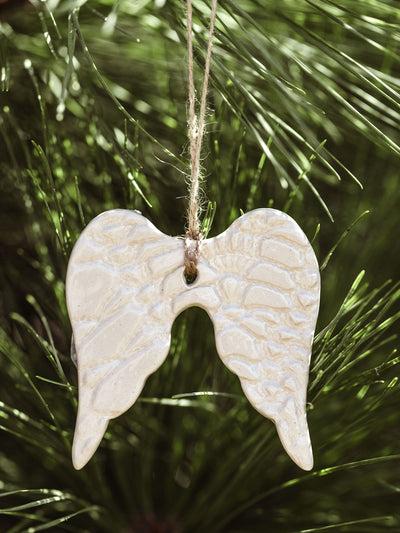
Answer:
[66,208,320,470]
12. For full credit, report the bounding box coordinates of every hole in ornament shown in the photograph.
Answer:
[184,270,198,285]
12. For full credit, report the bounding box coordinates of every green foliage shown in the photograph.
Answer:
[0,0,399,531]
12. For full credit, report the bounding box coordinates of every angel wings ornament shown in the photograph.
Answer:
[66,208,320,471]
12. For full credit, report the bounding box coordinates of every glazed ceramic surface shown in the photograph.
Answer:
[66,208,320,470]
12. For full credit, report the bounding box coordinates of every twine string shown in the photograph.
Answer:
[184,0,218,277]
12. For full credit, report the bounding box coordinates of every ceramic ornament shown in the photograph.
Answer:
[66,207,320,470]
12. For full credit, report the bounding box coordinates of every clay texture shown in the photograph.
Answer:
[66,208,320,470]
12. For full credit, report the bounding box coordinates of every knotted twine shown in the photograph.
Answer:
[183,0,218,278]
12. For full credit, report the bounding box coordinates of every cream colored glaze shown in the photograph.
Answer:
[66,208,320,470]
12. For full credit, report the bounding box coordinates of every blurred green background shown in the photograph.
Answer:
[0,0,399,531]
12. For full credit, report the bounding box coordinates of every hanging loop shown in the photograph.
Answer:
[184,0,218,277]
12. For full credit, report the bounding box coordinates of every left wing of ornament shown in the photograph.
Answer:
[66,210,183,469]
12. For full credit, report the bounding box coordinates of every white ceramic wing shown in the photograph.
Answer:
[67,207,319,471]
[66,209,183,469]
[197,209,320,470]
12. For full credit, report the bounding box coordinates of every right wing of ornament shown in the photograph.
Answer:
[194,209,320,470]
